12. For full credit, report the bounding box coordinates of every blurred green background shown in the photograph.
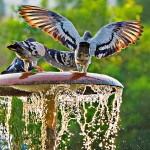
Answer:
[0,0,150,149]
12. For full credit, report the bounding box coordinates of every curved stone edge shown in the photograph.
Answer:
[0,72,123,96]
[0,72,123,87]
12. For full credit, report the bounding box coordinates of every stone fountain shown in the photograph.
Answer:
[0,72,123,150]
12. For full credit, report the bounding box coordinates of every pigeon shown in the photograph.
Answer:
[1,57,34,74]
[19,5,143,73]
[7,37,46,72]
[5,38,77,72]
[44,48,77,71]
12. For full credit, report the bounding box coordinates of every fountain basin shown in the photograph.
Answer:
[0,72,124,149]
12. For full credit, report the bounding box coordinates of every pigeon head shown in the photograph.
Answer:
[83,31,92,41]
[25,37,36,42]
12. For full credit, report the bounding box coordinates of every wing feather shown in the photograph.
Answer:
[19,5,81,51]
[90,21,143,58]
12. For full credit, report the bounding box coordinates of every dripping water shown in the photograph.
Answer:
[0,84,123,150]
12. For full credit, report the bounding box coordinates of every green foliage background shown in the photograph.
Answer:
[0,0,150,149]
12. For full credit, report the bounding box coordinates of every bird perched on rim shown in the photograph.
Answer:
[5,37,77,73]
[1,57,34,74]
[19,5,143,73]
[7,37,46,72]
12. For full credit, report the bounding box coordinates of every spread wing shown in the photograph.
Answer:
[19,5,81,51]
[90,21,143,58]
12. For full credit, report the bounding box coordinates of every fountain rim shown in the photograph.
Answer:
[0,72,123,96]
[0,72,123,88]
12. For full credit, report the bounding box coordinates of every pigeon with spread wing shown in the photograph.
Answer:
[19,5,143,72]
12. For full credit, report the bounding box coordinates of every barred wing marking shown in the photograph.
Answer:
[90,21,143,58]
[19,5,81,51]
[45,48,76,71]
[45,48,75,66]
